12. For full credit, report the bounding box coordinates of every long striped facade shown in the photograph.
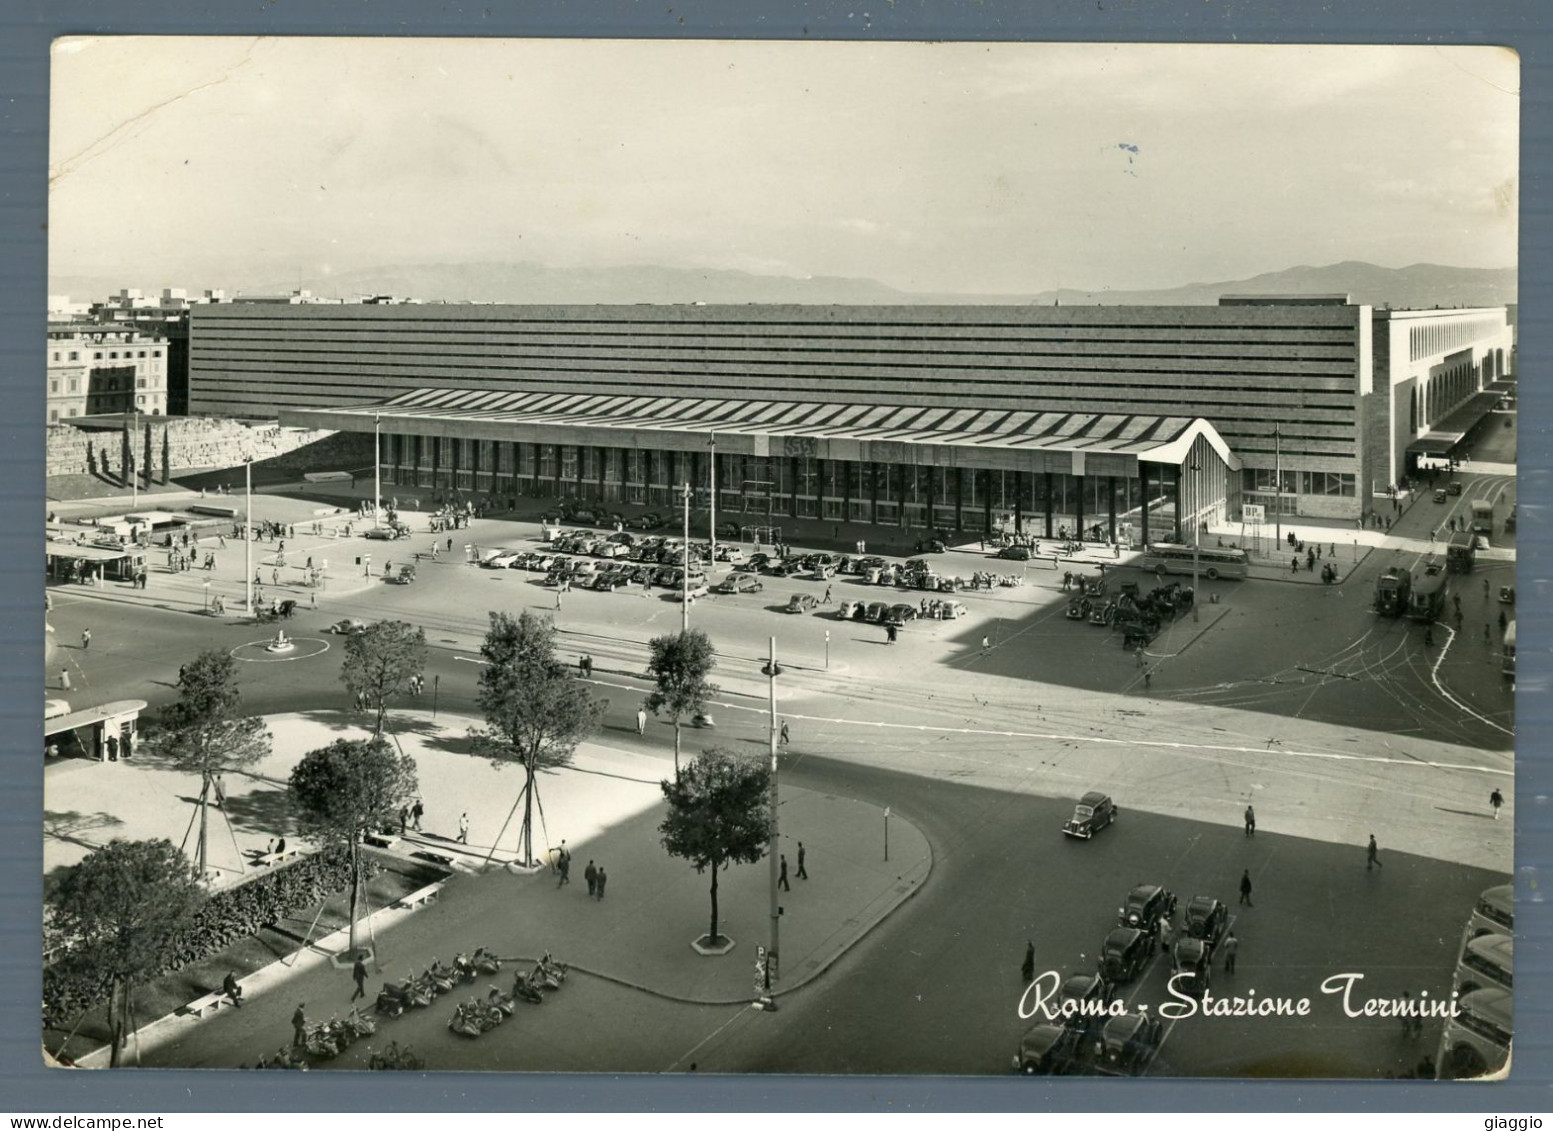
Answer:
[186,299,1512,533]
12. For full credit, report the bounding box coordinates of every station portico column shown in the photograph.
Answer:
[1108,476,1118,543]
[1044,472,1054,539]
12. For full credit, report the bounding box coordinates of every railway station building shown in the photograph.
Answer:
[186,297,1512,543]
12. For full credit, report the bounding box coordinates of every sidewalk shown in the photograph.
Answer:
[49,710,930,1064]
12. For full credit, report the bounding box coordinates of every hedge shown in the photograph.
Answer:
[43,849,375,1028]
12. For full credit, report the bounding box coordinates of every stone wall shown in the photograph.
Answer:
[45,418,371,479]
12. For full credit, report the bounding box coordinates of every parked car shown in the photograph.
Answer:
[1012,1023,1082,1076]
[785,593,818,614]
[864,601,891,623]
[1099,928,1153,985]
[857,556,888,574]
[717,521,741,540]
[483,551,523,569]
[1182,896,1230,951]
[1447,481,1464,496]
[652,566,680,587]
[1057,974,1116,1032]
[741,552,772,573]
[607,531,636,545]
[837,599,864,620]
[328,618,370,635]
[390,564,417,585]
[1118,884,1178,942]
[595,542,631,559]
[364,527,402,541]
[716,546,746,564]
[811,562,839,580]
[915,538,947,553]
[887,603,918,625]
[527,552,557,572]
[935,599,968,619]
[1063,792,1118,839]
[633,512,665,530]
[679,575,711,600]
[716,573,764,595]
[998,545,1032,561]
[1098,1012,1163,1075]
[1172,938,1212,999]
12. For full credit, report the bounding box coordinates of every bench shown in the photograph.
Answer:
[251,846,302,868]
[392,881,444,910]
[182,990,234,1018]
[362,832,400,850]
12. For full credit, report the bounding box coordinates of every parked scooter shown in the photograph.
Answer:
[486,986,517,1016]
[471,946,503,974]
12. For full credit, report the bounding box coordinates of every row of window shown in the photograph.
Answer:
[48,401,161,424]
[1408,319,1503,363]
[1242,469,1357,497]
[49,377,156,394]
[50,349,164,362]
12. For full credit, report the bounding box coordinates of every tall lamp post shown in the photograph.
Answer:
[1189,459,1202,622]
[708,431,718,573]
[373,412,382,529]
[1273,424,1282,550]
[681,482,692,633]
[761,637,783,996]
[244,454,254,614]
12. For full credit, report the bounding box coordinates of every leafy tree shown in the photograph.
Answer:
[49,839,205,1066]
[645,629,719,779]
[288,737,418,955]
[659,747,774,947]
[153,650,272,877]
[471,610,603,866]
[340,620,427,737]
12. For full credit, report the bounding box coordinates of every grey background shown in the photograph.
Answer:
[0,0,1546,1112]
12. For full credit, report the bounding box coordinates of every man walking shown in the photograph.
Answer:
[585,859,598,897]
[780,720,790,747]
[778,854,790,892]
[398,805,409,835]
[637,705,647,735]
[291,1003,308,1048]
[457,812,470,845]
[822,584,832,603]
[1239,869,1253,907]
[1367,833,1383,870]
[411,798,424,831]
[1244,805,1256,837]
[81,629,91,650]
[1021,940,1035,984]
[797,841,808,880]
[351,954,368,1002]
[595,866,607,900]
[1490,788,1505,819]
[1222,933,1238,974]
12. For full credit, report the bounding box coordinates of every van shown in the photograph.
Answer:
[1435,987,1511,1079]
[1454,932,1512,995]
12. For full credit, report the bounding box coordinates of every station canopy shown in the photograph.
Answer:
[1405,389,1505,458]
[302,387,1239,467]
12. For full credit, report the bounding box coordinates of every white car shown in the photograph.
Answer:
[483,551,523,569]
[678,576,711,600]
[716,546,746,564]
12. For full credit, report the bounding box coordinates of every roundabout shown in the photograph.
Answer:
[230,633,331,663]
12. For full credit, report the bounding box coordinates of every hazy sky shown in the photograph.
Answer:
[48,38,1519,294]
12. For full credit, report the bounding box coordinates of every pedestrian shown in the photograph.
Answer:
[797,841,808,879]
[398,806,408,834]
[1021,940,1035,984]
[981,634,990,652]
[1143,669,1152,690]
[412,799,423,830]
[447,536,454,552]
[222,970,244,1008]
[1367,833,1382,870]
[1244,805,1255,837]
[81,628,91,649]
[779,854,790,891]
[1239,869,1253,907]
[1222,933,1238,974]
[1483,623,1491,645]
[1490,788,1504,819]
[823,585,832,603]
[557,852,571,887]
[637,705,647,735]
[214,774,227,808]
[1291,557,1299,573]
[596,866,607,900]
[60,668,70,691]
[351,954,368,1001]
[585,859,598,897]
[292,1003,307,1048]
[780,720,790,746]
[457,812,469,844]
[1483,577,1490,596]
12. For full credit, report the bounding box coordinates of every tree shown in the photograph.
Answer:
[659,747,774,947]
[49,839,205,1066]
[288,737,418,955]
[645,629,719,779]
[340,620,427,737]
[471,610,603,866]
[153,650,272,877]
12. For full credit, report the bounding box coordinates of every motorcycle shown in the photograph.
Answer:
[471,946,503,974]
[452,953,479,984]
[529,964,563,992]
[343,1007,377,1038]
[423,962,456,994]
[537,952,569,985]
[448,1002,485,1039]
[486,986,516,1016]
[304,1026,342,1060]
[375,985,407,1018]
[399,977,435,1007]
[511,970,544,1004]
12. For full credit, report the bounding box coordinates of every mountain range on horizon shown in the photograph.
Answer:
[50,259,1517,312]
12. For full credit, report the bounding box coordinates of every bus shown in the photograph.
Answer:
[1435,987,1511,1080]
[1465,884,1514,941]
[1139,543,1249,581]
[1503,620,1515,679]
[1444,530,1476,574]
[1470,499,1494,534]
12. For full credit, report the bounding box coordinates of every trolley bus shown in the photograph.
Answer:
[1139,543,1249,581]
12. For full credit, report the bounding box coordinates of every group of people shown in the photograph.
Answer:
[396,798,426,834]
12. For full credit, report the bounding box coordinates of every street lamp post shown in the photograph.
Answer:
[244,455,254,615]
[1273,424,1282,550]
[824,629,830,670]
[762,638,783,997]
[1189,460,1202,623]
[681,482,692,633]
[708,431,718,573]
[373,413,382,529]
